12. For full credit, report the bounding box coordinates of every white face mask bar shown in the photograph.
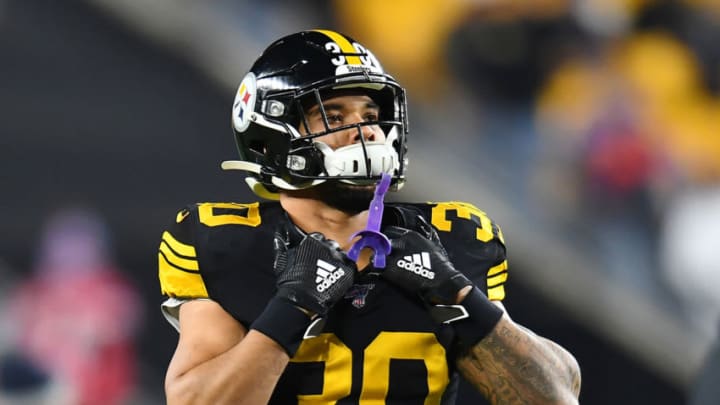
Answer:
[314,139,398,181]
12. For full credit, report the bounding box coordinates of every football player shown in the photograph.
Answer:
[158,30,581,404]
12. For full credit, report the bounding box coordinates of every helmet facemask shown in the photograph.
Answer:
[290,85,405,181]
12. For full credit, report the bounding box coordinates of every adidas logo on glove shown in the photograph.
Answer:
[397,252,435,279]
[315,259,346,292]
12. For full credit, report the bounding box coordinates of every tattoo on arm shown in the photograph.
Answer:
[515,323,582,397]
[456,316,581,404]
[543,336,582,396]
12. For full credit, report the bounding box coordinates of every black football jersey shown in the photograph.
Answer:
[158,200,508,404]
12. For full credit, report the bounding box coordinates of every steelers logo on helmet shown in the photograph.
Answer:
[232,72,257,133]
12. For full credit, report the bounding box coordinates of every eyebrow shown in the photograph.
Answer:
[308,100,380,116]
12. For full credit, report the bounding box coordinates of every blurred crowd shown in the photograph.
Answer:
[333,0,720,341]
[532,1,720,339]
[0,208,143,404]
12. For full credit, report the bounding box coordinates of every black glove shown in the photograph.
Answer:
[381,218,472,305]
[251,229,356,356]
[381,217,504,347]
[273,231,356,316]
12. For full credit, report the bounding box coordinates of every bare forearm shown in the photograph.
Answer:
[457,315,581,405]
[538,335,582,397]
[166,330,289,405]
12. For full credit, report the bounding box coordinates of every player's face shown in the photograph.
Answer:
[292,93,386,213]
[299,94,385,149]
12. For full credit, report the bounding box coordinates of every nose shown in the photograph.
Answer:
[345,113,377,144]
[357,124,376,143]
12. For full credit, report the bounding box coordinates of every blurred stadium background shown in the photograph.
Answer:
[1,0,719,404]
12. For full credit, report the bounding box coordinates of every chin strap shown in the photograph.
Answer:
[221,160,326,200]
[220,160,263,173]
[246,178,281,201]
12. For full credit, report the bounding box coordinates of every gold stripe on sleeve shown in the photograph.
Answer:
[487,260,507,276]
[487,261,508,301]
[487,285,505,301]
[161,231,196,257]
[159,241,199,271]
[159,253,208,298]
[487,272,508,288]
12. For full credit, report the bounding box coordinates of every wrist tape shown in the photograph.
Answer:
[450,287,504,348]
[251,296,313,356]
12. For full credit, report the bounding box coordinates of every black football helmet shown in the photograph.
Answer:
[222,29,408,199]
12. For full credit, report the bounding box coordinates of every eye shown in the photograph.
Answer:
[364,112,379,122]
[326,114,343,125]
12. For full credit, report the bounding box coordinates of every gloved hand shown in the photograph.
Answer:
[381,216,504,347]
[273,231,356,316]
[252,229,356,356]
[381,224,472,305]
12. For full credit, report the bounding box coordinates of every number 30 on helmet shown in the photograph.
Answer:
[221,30,409,200]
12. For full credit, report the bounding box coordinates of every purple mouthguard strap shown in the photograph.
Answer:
[347,173,392,267]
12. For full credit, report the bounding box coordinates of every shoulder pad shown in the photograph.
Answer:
[158,202,265,298]
[427,201,504,245]
[426,201,508,301]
